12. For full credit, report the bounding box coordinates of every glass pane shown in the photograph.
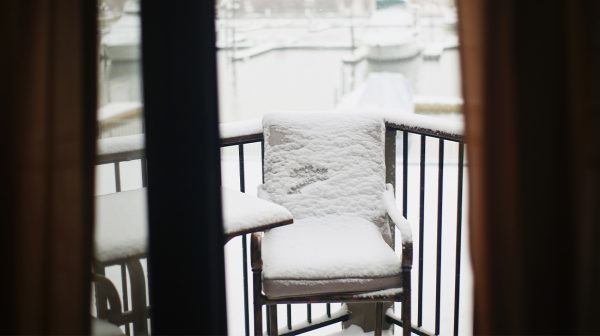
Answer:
[217,0,469,335]
[93,1,148,335]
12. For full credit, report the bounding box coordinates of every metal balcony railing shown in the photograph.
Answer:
[220,113,468,336]
[95,112,469,336]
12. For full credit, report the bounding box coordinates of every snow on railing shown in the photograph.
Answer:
[219,111,464,145]
[97,134,145,165]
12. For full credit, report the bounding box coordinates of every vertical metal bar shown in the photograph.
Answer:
[287,304,292,330]
[266,306,272,335]
[401,131,408,327]
[307,304,312,324]
[435,139,445,335]
[375,302,383,336]
[238,145,250,336]
[121,263,131,336]
[114,162,121,192]
[326,303,331,318]
[261,140,265,184]
[453,143,465,336]
[402,131,408,217]
[269,305,278,336]
[126,259,148,336]
[239,144,246,192]
[417,135,426,327]
[141,157,148,187]
[385,129,397,246]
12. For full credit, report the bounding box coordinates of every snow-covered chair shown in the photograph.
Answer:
[252,113,413,336]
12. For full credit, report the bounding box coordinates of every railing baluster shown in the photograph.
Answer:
[307,304,312,324]
[287,304,292,330]
[121,263,131,336]
[239,144,245,192]
[435,139,445,335]
[418,135,426,327]
[239,144,250,336]
[453,143,465,336]
[326,303,331,318]
[266,305,272,335]
[403,131,408,217]
[114,162,121,192]
[261,140,265,184]
[141,157,148,188]
[402,131,409,330]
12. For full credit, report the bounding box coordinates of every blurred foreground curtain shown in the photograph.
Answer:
[458,0,600,334]
[0,0,97,334]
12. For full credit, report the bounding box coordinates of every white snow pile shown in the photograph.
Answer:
[383,111,464,136]
[95,188,147,262]
[98,101,142,122]
[262,216,401,280]
[222,188,292,235]
[337,73,414,114]
[97,134,144,156]
[261,112,391,242]
[91,318,124,336]
[219,119,263,140]
[327,324,393,336]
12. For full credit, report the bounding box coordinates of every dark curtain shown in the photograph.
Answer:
[0,0,97,334]
[457,0,600,333]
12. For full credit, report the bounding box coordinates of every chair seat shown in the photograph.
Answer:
[262,216,402,299]
[95,188,148,263]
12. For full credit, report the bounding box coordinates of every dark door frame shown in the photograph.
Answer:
[141,1,228,334]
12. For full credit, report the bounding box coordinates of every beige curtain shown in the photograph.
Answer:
[0,0,97,333]
[457,0,600,333]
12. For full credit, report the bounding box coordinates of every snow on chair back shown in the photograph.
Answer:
[262,112,390,242]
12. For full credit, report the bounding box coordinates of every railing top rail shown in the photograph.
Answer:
[97,134,145,164]
[219,113,465,146]
[96,113,465,163]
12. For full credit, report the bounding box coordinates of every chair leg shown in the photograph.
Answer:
[375,302,383,336]
[402,269,412,336]
[254,303,263,336]
[126,259,148,336]
[268,305,278,336]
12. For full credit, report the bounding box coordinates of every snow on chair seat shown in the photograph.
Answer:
[95,188,148,263]
[262,215,402,299]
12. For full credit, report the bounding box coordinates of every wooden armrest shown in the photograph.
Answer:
[251,232,263,271]
[383,183,413,268]
[401,240,413,268]
[383,183,413,243]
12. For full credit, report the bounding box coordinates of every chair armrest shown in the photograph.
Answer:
[251,232,263,271]
[383,183,413,268]
[383,184,413,243]
[92,273,123,323]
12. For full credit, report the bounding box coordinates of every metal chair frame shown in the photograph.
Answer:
[251,126,413,336]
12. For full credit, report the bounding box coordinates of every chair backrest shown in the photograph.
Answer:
[262,112,390,242]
